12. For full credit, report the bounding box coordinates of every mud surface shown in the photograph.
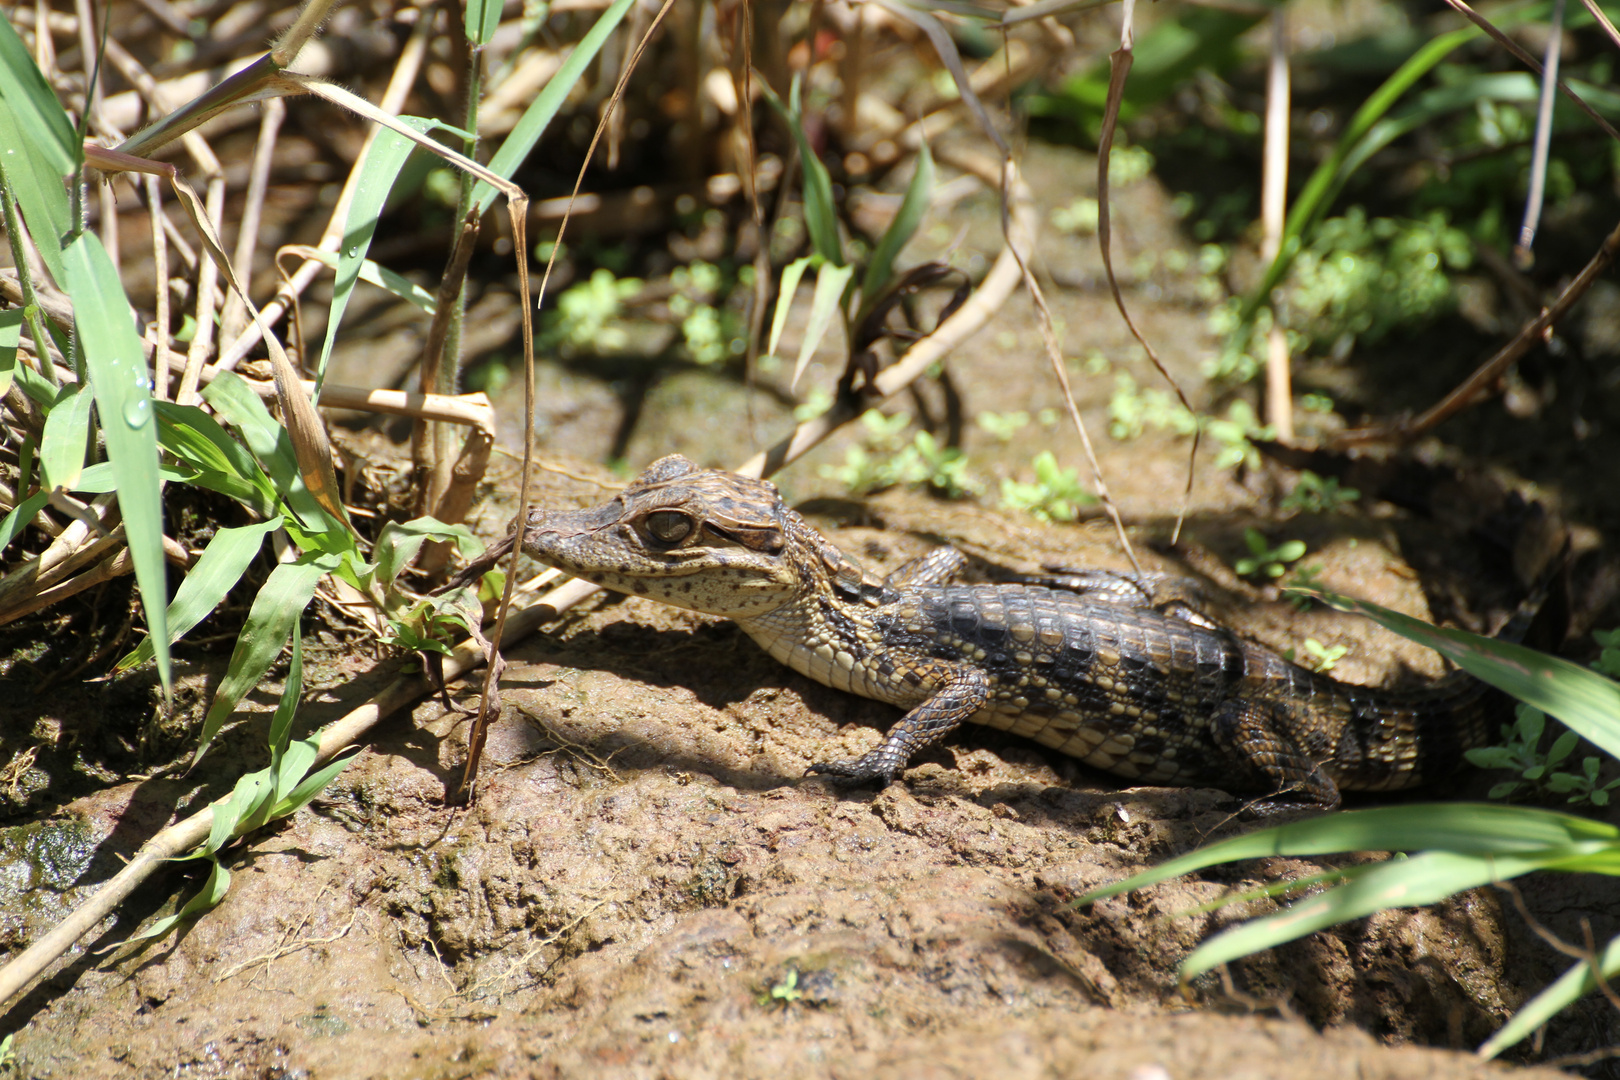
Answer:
[5,139,1620,1077]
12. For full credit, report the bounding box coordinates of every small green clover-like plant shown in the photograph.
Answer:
[539,268,642,352]
[976,410,1030,442]
[1592,627,1620,679]
[1467,704,1620,807]
[761,967,804,1007]
[1300,392,1336,414]
[1303,638,1348,673]
[1050,197,1099,236]
[1280,471,1360,514]
[822,414,979,499]
[1107,371,1197,442]
[1000,451,1096,523]
[1233,528,1307,579]
[821,411,917,495]
[667,260,739,365]
[904,431,980,499]
[1205,400,1276,471]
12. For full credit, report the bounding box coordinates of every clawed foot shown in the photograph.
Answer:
[805,754,899,787]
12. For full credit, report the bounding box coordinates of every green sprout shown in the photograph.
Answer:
[1233,528,1307,579]
[976,410,1031,443]
[999,452,1096,523]
[1466,704,1620,807]
[1280,471,1360,515]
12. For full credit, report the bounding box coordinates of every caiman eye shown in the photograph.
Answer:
[643,509,694,544]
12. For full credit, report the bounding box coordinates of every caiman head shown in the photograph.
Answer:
[521,455,805,618]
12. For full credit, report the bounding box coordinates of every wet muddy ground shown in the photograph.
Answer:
[5,138,1620,1077]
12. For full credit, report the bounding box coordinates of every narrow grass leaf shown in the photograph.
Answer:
[762,78,843,265]
[193,551,341,766]
[154,402,280,517]
[115,520,280,673]
[202,372,333,531]
[767,256,815,359]
[0,21,77,281]
[72,461,197,492]
[861,141,933,306]
[279,246,437,313]
[273,739,320,809]
[1180,845,1611,979]
[11,351,57,407]
[0,307,21,397]
[207,769,273,855]
[270,750,357,819]
[1481,932,1620,1057]
[465,0,503,44]
[38,384,94,491]
[315,117,435,388]
[1302,588,1620,762]
[267,628,302,757]
[0,491,49,553]
[62,232,170,697]
[877,0,1008,156]
[792,261,855,389]
[119,858,232,949]
[374,517,482,592]
[473,0,637,215]
[1075,803,1618,905]
[0,19,76,174]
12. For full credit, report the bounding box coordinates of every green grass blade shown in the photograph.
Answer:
[466,0,502,44]
[0,307,21,397]
[114,520,280,674]
[767,255,815,359]
[1075,803,1617,905]
[0,18,78,282]
[38,384,93,491]
[1302,588,1620,762]
[792,262,855,389]
[154,401,280,517]
[861,141,933,306]
[192,551,340,766]
[206,768,273,855]
[269,749,357,820]
[472,0,637,216]
[1181,845,1610,980]
[314,116,434,391]
[0,491,49,553]
[267,628,302,759]
[62,232,170,697]
[201,372,334,532]
[1480,932,1620,1057]
[374,516,482,592]
[761,79,843,265]
[120,858,231,948]
[294,249,438,313]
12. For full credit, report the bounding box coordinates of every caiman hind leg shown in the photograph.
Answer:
[1210,698,1343,810]
[806,667,991,785]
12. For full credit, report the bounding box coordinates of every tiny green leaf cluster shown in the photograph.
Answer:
[1233,528,1307,579]
[999,451,1096,523]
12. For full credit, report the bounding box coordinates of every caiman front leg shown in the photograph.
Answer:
[806,667,991,785]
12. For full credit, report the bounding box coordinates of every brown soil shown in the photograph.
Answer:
[5,140,1620,1078]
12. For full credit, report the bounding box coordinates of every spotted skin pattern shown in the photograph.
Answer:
[522,455,1505,809]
